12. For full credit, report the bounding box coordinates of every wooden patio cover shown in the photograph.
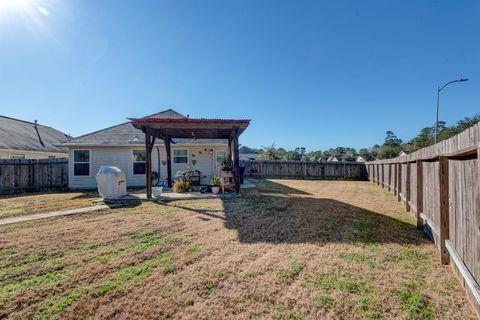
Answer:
[129,117,250,197]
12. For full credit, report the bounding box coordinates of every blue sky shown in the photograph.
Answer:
[0,0,478,151]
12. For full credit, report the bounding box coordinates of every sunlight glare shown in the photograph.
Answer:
[0,0,31,16]
[0,0,58,38]
[0,0,50,21]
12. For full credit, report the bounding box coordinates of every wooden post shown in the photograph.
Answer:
[376,164,380,186]
[233,131,240,194]
[416,161,423,229]
[393,164,397,196]
[397,163,402,202]
[227,137,233,161]
[405,162,411,212]
[380,163,385,188]
[439,156,450,265]
[164,137,172,188]
[145,131,155,199]
[387,164,392,192]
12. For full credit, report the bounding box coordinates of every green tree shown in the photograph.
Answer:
[305,150,323,161]
[378,131,402,159]
[285,150,302,161]
[358,148,371,161]
[343,149,357,162]
[455,114,480,132]
[257,145,283,160]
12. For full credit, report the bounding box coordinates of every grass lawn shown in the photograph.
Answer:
[0,180,475,319]
[0,192,99,219]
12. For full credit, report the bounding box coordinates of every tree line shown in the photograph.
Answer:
[254,113,479,161]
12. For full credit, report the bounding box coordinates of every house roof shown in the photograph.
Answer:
[239,146,259,154]
[61,109,229,147]
[0,116,70,154]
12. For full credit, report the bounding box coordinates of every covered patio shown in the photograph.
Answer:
[129,116,250,198]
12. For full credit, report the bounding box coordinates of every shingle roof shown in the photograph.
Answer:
[0,116,70,154]
[144,109,186,119]
[239,146,259,154]
[61,109,228,146]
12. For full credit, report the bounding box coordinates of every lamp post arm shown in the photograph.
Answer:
[439,80,456,92]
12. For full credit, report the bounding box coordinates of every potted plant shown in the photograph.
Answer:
[173,170,191,193]
[220,159,235,192]
[211,176,220,194]
[220,158,234,172]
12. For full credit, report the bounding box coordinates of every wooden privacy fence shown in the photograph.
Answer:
[366,122,480,315]
[241,160,367,180]
[0,158,68,195]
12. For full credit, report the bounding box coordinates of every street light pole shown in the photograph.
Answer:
[434,78,469,144]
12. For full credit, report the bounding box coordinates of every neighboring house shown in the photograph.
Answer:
[326,155,339,162]
[60,109,230,189]
[398,151,408,157]
[0,116,70,159]
[239,146,259,161]
[356,156,366,163]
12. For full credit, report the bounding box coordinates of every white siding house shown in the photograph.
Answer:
[61,110,229,189]
[239,146,259,161]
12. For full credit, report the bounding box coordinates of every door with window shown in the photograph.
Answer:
[215,150,227,175]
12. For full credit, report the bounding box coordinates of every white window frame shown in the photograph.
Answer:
[132,149,147,175]
[173,148,189,164]
[73,149,91,177]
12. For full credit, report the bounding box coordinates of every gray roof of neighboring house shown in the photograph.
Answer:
[326,156,339,161]
[239,146,259,154]
[61,109,228,147]
[0,116,70,154]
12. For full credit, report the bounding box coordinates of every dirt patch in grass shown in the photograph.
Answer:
[0,180,476,319]
[0,192,99,218]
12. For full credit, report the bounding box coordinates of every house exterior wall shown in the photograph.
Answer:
[68,145,227,189]
[0,149,67,159]
[239,153,258,161]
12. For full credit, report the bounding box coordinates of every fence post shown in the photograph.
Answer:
[405,162,411,212]
[381,164,384,188]
[416,161,423,229]
[377,164,380,186]
[397,163,402,202]
[439,156,450,265]
[392,163,398,196]
[387,164,392,192]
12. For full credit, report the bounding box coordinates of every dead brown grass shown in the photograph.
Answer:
[0,192,99,218]
[0,180,476,319]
